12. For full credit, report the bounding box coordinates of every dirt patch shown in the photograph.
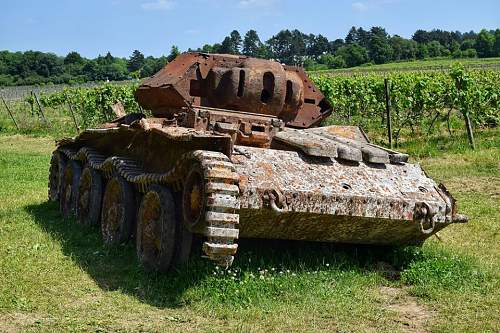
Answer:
[0,312,50,333]
[379,286,433,333]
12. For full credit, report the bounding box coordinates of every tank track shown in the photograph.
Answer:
[56,146,240,267]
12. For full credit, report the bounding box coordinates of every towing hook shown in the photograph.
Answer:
[265,189,288,215]
[416,202,437,234]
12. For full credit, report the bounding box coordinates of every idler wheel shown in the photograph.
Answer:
[137,185,192,272]
[59,160,82,219]
[182,166,205,231]
[48,151,66,202]
[77,166,103,226]
[101,176,136,245]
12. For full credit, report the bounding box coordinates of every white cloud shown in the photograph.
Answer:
[238,0,276,8]
[141,0,175,11]
[352,0,399,12]
[184,29,200,35]
[352,2,368,11]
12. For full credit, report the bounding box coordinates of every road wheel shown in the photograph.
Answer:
[101,176,136,245]
[60,160,82,219]
[48,151,66,202]
[137,185,174,272]
[182,166,205,232]
[77,166,103,226]
[137,185,192,272]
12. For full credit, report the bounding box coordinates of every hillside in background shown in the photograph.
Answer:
[310,57,500,74]
[1,26,500,86]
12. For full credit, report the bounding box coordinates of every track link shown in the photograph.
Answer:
[57,147,240,267]
[189,150,240,267]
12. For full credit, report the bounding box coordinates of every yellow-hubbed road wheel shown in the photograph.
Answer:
[101,176,136,245]
[137,185,192,272]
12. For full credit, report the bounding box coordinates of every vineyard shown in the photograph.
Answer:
[312,64,500,145]
[0,64,498,148]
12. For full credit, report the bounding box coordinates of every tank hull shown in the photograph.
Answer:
[55,124,460,247]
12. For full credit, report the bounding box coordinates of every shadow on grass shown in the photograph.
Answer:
[25,201,424,308]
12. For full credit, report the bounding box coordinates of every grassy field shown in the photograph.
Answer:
[310,57,500,75]
[0,129,498,332]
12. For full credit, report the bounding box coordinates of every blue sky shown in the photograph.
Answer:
[2,0,499,58]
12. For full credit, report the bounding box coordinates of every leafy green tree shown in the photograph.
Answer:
[102,52,115,64]
[127,50,145,72]
[219,30,242,54]
[167,46,180,62]
[368,27,392,64]
[230,30,242,54]
[329,39,345,53]
[426,41,443,57]
[307,34,330,58]
[64,51,84,65]
[266,29,307,64]
[267,29,292,63]
[460,39,475,51]
[82,61,97,81]
[390,36,417,60]
[412,29,431,44]
[243,30,263,57]
[319,53,346,69]
[0,74,14,86]
[337,44,369,67]
[416,44,429,59]
[63,52,85,77]
[345,26,357,44]
[493,29,500,56]
[475,29,495,57]
[200,44,214,53]
[356,27,370,49]
[463,48,478,58]
[141,56,167,77]
[450,40,461,53]
[210,43,222,53]
[219,37,235,54]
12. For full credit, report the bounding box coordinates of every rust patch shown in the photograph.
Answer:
[136,52,332,128]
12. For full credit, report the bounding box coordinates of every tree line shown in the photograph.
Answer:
[1,27,499,86]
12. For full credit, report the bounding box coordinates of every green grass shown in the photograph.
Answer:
[310,57,500,75]
[0,130,499,332]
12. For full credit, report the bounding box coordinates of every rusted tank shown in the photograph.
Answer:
[48,53,467,270]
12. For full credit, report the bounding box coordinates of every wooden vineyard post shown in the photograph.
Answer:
[27,99,35,116]
[384,78,393,149]
[464,111,476,150]
[1,96,20,130]
[64,92,80,132]
[31,91,50,127]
